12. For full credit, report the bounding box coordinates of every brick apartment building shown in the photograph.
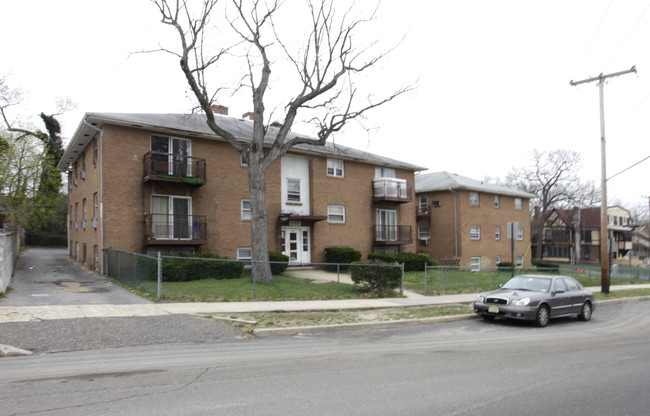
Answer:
[414,171,535,270]
[57,112,424,272]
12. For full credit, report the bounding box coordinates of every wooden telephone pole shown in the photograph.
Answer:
[570,66,637,294]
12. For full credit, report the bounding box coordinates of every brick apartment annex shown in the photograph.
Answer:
[57,110,425,273]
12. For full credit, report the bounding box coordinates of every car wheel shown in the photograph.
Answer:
[534,305,550,327]
[578,301,592,322]
[482,315,496,321]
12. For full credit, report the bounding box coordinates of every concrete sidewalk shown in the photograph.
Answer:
[2,284,649,324]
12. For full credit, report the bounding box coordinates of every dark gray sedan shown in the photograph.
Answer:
[474,274,595,327]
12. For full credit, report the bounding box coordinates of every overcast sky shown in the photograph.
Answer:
[2,0,649,211]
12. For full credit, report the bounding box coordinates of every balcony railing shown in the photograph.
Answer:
[416,205,430,217]
[373,225,413,245]
[143,151,206,186]
[372,178,412,203]
[144,214,207,246]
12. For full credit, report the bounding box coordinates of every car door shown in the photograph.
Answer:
[548,278,573,317]
[563,277,584,314]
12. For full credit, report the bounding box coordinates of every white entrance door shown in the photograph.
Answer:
[282,227,311,264]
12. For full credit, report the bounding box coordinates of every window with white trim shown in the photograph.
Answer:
[470,226,480,240]
[496,255,501,265]
[470,192,479,206]
[514,197,522,210]
[516,255,523,266]
[470,257,481,271]
[495,226,501,240]
[327,205,345,223]
[241,199,251,220]
[237,247,252,263]
[375,167,396,178]
[494,195,500,208]
[517,227,524,240]
[418,226,431,239]
[327,158,344,177]
[287,178,301,202]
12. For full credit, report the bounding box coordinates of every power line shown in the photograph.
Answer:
[607,154,650,181]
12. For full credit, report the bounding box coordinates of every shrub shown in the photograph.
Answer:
[25,231,67,247]
[533,260,560,272]
[396,252,435,272]
[162,252,244,281]
[350,261,401,294]
[268,251,289,275]
[368,253,397,263]
[497,261,514,271]
[324,247,362,270]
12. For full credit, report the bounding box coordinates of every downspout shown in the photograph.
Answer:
[83,120,104,275]
[449,188,458,257]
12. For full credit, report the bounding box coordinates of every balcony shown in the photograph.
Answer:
[372,178,412,203]
[144,214,207,246]
[416,205,430,219]
[373,225,413,245]
[143,152,206,186]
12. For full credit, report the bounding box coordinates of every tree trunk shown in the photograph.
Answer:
[248,161,273,284]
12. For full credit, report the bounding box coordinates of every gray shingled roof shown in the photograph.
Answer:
[415,171,536,199]
[58,112,426,172]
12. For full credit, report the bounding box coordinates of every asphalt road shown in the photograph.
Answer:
[1,248,244,353]
[1,301,649,416]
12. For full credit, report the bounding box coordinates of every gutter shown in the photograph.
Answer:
[449,187,458,257]
[83,120,105,275]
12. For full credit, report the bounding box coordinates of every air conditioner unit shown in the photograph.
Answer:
[432,200,441,207]
[81,171,86,180]
[420,239,429,245]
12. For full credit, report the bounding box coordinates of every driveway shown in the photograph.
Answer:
[1,248,151,306]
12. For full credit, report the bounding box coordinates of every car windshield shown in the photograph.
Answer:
[501,276,551,293]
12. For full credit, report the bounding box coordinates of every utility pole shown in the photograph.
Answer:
[570,66,637,294]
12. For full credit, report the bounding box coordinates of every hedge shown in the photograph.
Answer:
[368,252,440,272]
[533,260,560,272]
[350,261,401,292]
[25,231,67,247]
[268,251,289,275]
[324,247,361,270]
[162,252,244,281]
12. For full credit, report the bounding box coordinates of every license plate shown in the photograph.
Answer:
[488,306,499,314]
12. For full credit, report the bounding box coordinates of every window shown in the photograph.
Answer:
[584,245,591,259]
[418,226,431,239]
[516,255,523,267]
[419,194,428,208]
[241,153,248,166]
[93,137,98,164]
[469,192,479,206]
[302,230,309,252]
[376,209,397,241]
[470,257,481,272]
[470,226,480,240]
[237,247,252,263]
[82,198,87,221]
[375,167,395,178]
[93,193,98,219]
[517,227,524,240]
[494,195,500,208]
[495,226,501,240]
[151,135,192,176]
[151,195,192,239]
[241,199,251,220]
[287,179,301,202]
[496,255,501,265]
[327,159,344,177]
[564,278,580,291]
[327,205,345,223]
[514,198,523,210]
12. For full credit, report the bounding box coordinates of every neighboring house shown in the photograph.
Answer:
[532,206,634,263]
[632,224,650,260]
[414,171,535,270]
[57,110,424,272]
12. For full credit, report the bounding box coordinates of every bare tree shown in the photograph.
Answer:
[503,149,599,260]
[152,0,411,284]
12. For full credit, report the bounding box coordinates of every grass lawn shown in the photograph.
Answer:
[123,274,366,302]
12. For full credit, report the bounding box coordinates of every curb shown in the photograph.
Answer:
[0,344,33,357]
[253,313,479,338]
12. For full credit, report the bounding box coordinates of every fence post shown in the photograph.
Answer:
[424,263,428,295]
[157,252,162,301]
[337,264,340,296]
[444,268,448,294]
[133,252,137,287]
[400,263,404,296]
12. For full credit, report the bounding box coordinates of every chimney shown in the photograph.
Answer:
[242,111,254,120]
[211,105,228,115]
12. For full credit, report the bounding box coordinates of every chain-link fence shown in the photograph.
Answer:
[104,248,404,301]
[421,263,650,295]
